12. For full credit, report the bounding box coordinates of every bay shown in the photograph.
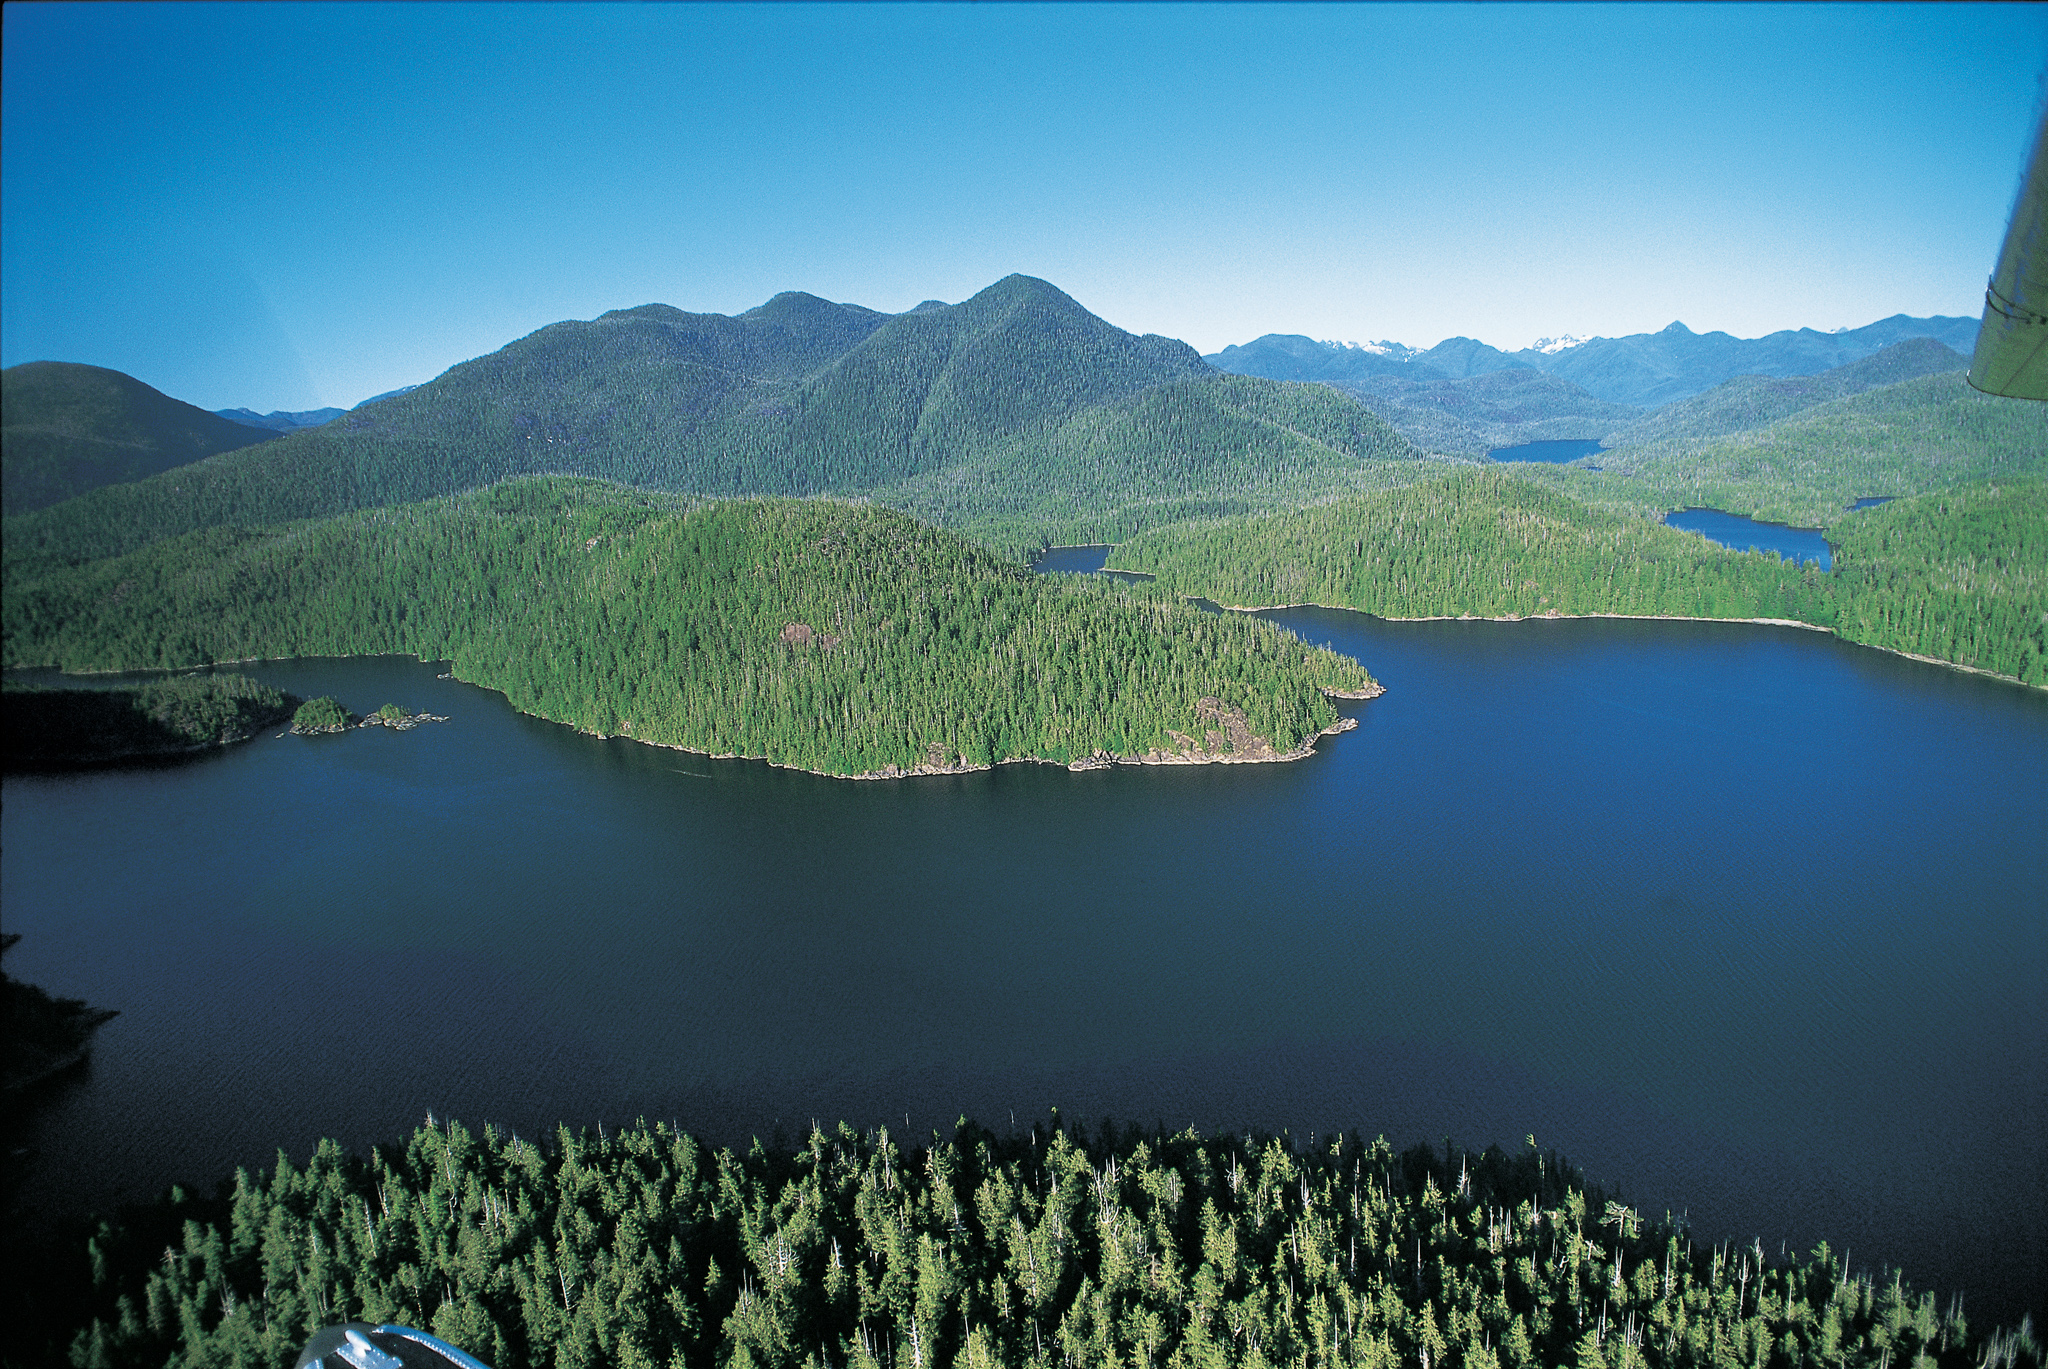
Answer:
[3,612,2043,1322]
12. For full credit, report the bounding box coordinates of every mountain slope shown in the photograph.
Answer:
[1,362,279,513]
[1599,336,1967,449]
[3,276,1427,569]
[1583,370,2048,527]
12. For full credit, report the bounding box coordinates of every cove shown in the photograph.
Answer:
[3,618,2044,1323]
[1665,506,1833,569]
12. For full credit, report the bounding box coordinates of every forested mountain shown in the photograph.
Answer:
[46,1115,2039,1369]
[1598,339,1967,450]
[1109,470,2047,685]
[1207,315,1981,407]
[2,478,1375,775]
[0,361,279,514]
[1327,370,1645,457]
[2,276,1427,569]
[1580,372,2048,530]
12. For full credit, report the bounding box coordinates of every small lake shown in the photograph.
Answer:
[4,607,2043,1322]
[1488,438,1605,464]
[1665,507,1833,570]
[1028,544,1152,581]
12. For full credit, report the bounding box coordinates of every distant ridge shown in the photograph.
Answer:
[1601,336,1969,449]
[2,361,279,514]
[1208,313,1981,407]
[215,406,346,433]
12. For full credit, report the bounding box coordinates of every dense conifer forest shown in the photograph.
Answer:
[1107,472,2046,685]
[39,1116,2042,1369]
[2,479,1375,775]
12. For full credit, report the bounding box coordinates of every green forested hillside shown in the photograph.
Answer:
[49,1116,2035,1369]
[1581,373,2047,529]
[1825,480,2047,681]
[878,374,1439,558]
[0,362,279,514]
[2,479,1374,774]
[1113,472,1838,623]
[1109,471,2047,685]
[1,278,1428,571]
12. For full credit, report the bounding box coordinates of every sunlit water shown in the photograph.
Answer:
[1665,507,1834,569]
[4,602,2043,1320]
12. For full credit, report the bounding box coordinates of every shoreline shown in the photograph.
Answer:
[1104,581,2043,691]
[614,686,1377,781]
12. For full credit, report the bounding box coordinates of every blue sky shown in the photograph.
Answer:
[3,3,2044,412]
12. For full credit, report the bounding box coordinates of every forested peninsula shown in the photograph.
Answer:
[44,1116,2041,1369]
[2,479,1376,777]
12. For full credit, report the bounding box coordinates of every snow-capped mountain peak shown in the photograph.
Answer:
[1530,335,1589,355]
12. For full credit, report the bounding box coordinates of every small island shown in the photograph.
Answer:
[289,696,449,735]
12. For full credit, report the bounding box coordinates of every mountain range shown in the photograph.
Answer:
[214,406,348,433]
[1207,313,1980,408]
[2,275,1424,568]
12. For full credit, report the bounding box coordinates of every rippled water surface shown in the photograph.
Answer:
[5,612,2044,1319]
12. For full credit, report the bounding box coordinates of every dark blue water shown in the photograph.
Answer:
[1850,496,1895,510]
[1666,507,1833,570]
[1488,438,1606,463]
[1028,544,1152,581]
[4,620,2044,1321]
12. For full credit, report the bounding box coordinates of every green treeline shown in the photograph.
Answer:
[1113,472,1839,624]
[2,673,294,767]
[1109,472,2047,685]
[2,479,1374,775]
[57,1116,2037,1369]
